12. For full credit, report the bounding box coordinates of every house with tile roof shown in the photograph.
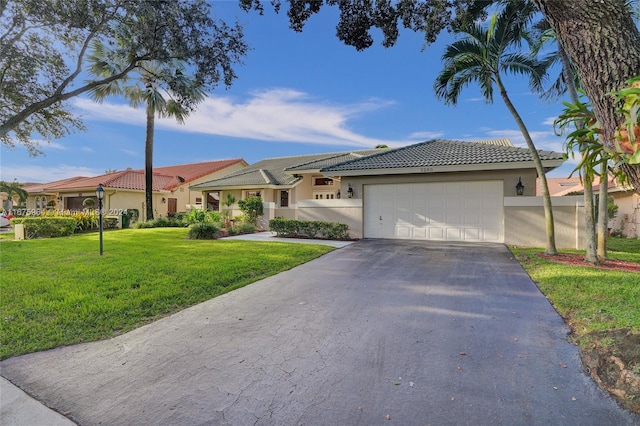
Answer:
[192,139,588,248]
[542,176,640,239]
[190,149,382,221]
[24,159,247,222]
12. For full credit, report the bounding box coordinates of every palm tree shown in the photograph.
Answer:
[88,42,205,221]
[532,23,600,263]
[434,2,558,255]
[0,179,28,210]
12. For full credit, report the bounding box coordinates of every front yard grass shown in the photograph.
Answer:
[0,228,333,360]
[510,237,640,338]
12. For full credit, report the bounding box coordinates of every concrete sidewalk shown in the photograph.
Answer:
[1,377,76,425]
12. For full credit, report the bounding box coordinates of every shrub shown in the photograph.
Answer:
[134,217,186,228]
[188,222,220,240]
[205,210,223,225]
[235,222,256,234]
[269,218,350,240]
[104,216,119,229]
[238,196,264,225]
[172,212,186,221]
[186,208,206,224]
[127,209,140,223]
[11,217,77,239]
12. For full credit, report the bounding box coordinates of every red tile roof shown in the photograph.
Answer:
[27,159,246,193]
[539,176,615,196]
[23,176,89,194]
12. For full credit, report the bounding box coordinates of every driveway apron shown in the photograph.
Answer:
[1,240,637,425]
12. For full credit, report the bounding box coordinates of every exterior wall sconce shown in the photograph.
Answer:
[347,183,354,198]
[162,197,166,203]
[95,184,105,256]
[515,177,525,196]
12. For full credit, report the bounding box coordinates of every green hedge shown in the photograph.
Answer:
[11,217,77,239]
[269,218,350,240]
[134,217,187,228]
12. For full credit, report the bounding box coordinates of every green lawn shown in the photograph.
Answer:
[510,237,640,345]
[0,228,333,360]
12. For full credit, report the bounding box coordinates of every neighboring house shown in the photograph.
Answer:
[194,139,583,248]
[24,159,247,222]
[190,149,382,221]
[543,176,640,239]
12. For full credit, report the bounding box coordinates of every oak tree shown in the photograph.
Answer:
[1,0,248,154]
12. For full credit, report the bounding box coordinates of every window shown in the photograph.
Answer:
[195,197,202,205]
[280,190,289,207]
[246,191,261,198]
[313,177,333,186]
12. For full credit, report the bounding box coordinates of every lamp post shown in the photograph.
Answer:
[96,184,105,255]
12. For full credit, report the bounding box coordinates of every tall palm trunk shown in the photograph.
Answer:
[145,105,155,221]
[583,174,597,262]
[558,43,598,262]
[496,75,558,255]
[597,163,608,259]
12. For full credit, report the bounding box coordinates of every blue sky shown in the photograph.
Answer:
[0,2,573,184]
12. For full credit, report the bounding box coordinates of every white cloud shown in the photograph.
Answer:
[408,131,445,140]
[465,97,485,103]
[81,146,95,153]
[45,142,67,150]
[73,88,409,149]
[542,116,557,126]
[0,164,99,183]
[121,149,139,156]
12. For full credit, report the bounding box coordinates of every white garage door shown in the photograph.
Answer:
[364,181,504,242]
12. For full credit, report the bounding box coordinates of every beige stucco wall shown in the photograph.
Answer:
[297,199,364,239]
[336,169,537,200]
[609,191,640,238]
[504,196,585,249]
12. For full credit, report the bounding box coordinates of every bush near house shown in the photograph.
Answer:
[238,196,263,226]
[10,217,77,238]
[269,218,350,240]
[187,222,221,239]
[134,217,188,228]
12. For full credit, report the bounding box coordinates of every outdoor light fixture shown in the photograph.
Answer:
[515,177,525,196]
[347,183,354,198]
[95,184,105,256]
[162,197,166,204]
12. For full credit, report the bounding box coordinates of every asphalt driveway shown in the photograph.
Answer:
[1,240,637,425]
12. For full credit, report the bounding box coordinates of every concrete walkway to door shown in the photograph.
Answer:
[1,240,637,425]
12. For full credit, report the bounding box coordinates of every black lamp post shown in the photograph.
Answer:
[515,177,525,196]
[96,184,105,255]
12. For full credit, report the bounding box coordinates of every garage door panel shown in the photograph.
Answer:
[446,228,462,240]
[464,228,481,240]
[364,181,504,242]
[463,211,481,226]
[413,227,427,239]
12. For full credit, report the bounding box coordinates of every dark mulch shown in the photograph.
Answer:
[536,253,640,273]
